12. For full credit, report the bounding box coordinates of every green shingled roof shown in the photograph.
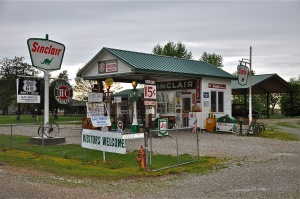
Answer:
[77,47,236,80]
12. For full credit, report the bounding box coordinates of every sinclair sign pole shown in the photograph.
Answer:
[27,34,65,131]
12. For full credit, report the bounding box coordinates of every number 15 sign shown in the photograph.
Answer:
[144,85,156,99]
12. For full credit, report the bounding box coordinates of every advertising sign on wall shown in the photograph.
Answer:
[98,59,118,74]
[16,78,41,103]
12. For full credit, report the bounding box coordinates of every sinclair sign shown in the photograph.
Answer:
[27,38,65,70]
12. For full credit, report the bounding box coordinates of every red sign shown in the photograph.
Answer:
[144,85,156,99]
[182,113,189,118]
[54,80,72,104]
[208,83,226,89]
[144,100,156,105]
[98,59,118,74]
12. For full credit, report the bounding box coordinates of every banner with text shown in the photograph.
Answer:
[82,129,126,154]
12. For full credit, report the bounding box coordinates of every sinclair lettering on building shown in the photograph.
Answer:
[27,38,65,70]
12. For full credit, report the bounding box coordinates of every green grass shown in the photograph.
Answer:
[0,134,225,180]
[260,129,300,141]
[0,114,83,125]
[275,121,300,128]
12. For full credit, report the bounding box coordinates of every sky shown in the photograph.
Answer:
[1,0,299,87]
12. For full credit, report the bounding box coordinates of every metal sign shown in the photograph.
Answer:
[237,64,249,86]
[114,96,122,103]
[158,118,169,137]
[54,80,73,104]
[208,83,226,89]
[88,92,103,102]
[27,38,65,71]
[144,84,157,99]
[16,78,41,103]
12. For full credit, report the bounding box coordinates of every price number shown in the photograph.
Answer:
[144,85,156,99]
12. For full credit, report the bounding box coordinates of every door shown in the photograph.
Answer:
[182,97,191,127]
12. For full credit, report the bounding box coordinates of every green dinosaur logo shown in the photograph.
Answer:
[41,57,54,65]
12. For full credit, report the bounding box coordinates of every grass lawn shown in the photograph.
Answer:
[0,114,83,125]
[0,134,225,180]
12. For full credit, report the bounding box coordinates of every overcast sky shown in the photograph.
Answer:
[1,0,299,85]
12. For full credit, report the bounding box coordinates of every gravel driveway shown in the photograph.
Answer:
[0,118,299,198]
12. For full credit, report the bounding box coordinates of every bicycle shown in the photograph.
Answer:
[38,122,60,138]
[246,121,265,136]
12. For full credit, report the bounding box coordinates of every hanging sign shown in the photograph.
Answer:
[27,38,65,71]
[88,92,103,102]
[16,78,41,103]
[90,116,111,127]
[237,64,249,86]
[54,80,73,104]
[86,102,105,118]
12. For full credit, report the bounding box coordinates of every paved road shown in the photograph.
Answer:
[0,118,299,198]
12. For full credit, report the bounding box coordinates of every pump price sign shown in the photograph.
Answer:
[144,85,156,99]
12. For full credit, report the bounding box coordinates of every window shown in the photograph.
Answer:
[157,91,176,114]
[211,91,224,112]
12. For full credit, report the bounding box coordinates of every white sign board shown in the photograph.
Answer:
[86,102,104,118]
[114,96,122,103]
[82,129,126,154]
[27,38,65,71]
[144,85,156,99]
[122,133,144,139]
[90,116,111,127]
[237,64,249,86]
[88,92,103,102]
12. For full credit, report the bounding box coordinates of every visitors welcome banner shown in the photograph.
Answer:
[81,129,126,154]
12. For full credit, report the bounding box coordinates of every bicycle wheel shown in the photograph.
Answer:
[37,125,44,137]
[256,125,265,135]
[47,122,60,138]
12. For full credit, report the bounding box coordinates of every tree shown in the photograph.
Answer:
[280,75,300,116]
[73,67,97,101]
[0,57,39,118]
[269,93,281,115]
[152,41,193,59]
[200,52,223,68]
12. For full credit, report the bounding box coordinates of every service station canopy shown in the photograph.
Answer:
[76,47,236,85]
